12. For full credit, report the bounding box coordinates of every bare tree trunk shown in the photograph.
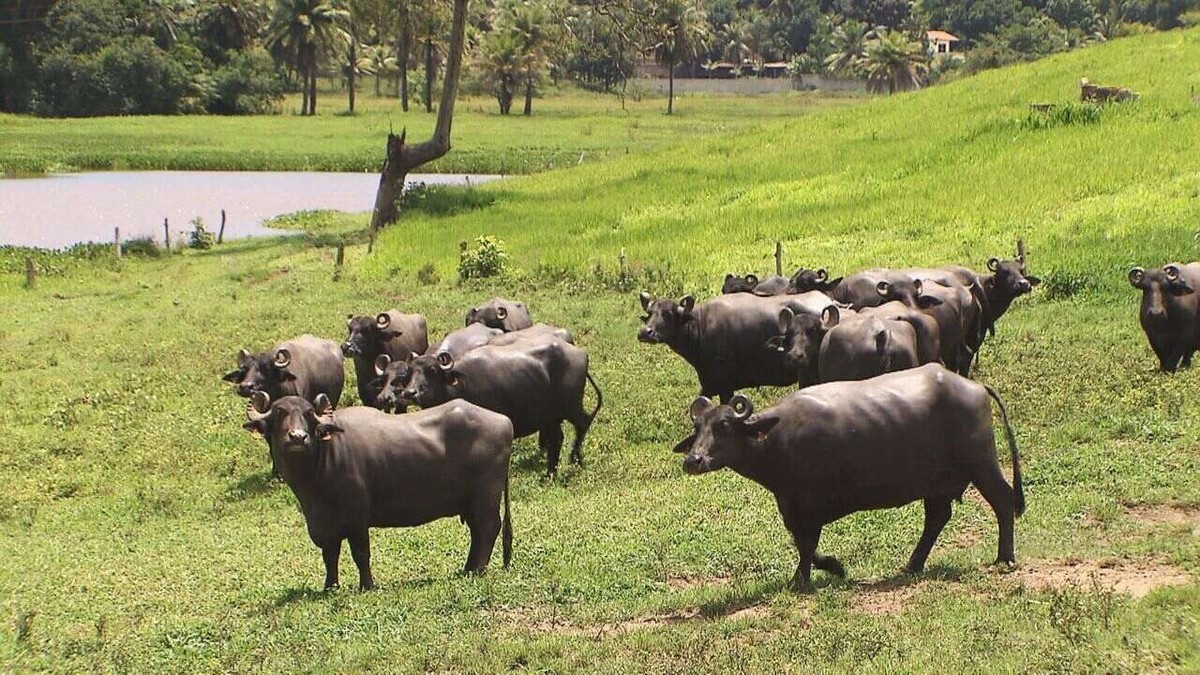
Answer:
[523,71,533,116]
[423,37,434,113]
[398,19,410,111]
[348,27,357,113]
[300,55,310,115]
[371,0,470,230]
[667,58,675,115]
[307,47,318,115]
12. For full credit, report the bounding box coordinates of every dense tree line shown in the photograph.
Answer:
[0,0,1195,117]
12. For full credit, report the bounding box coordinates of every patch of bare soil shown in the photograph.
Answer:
[852,580,929,616]
[1124,503,1200,536]
[1004,558,1193,598]
[500,598,772,638]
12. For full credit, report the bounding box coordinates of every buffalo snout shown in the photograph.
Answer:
[236,383,256,397]
[683,454,710,475]
[285,429,310,447]
[638,327,660,343]
[341,342,359,357]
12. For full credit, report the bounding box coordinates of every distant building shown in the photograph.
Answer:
[926,30,960,54]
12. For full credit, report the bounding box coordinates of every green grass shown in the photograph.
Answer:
[3,29,1200,673]
[0,87,857,175]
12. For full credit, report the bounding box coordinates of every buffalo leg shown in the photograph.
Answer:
[567,407,593,467]
[776,499,844,579]
[348,531,374,590]
[465,497,502,575]
[321,543,342,589]
[973,467,1017,564]
[540,425,565,476]
[905,498,952,573]
[789,523,824,593]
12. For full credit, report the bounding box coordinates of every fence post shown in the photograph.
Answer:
[115,227,121,259]
[1016,238,1027,261]
[24,257,36,289]
[334,244,345,281]
[367,229,377,254]
[163,218,170,253]
[774,241,782,277]
[217,209,226,244]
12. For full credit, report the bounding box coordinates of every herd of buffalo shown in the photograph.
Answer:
[221,242,1199,593]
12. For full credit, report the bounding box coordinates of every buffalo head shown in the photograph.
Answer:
[372,353,415,412]
[675,395,780,475]
[876,276,943,309]
[400,352,463,409]
[987,257,1040,299]
[788,268,842,294]
[243,392,343,453]
[722,274,759,294]
[1129,264,1194,326]
[222,347,296,398]
[342,312,403,357]
[766,306,838,376]
[638,291,696,344]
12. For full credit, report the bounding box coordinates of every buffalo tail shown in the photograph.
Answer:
[984,384,1026,517]
[875,329,891,372]
[502,463,513,569]
[585,371,603,422]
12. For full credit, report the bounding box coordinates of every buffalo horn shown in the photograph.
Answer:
[987,257,1001,272]
[1165,265,1180,281]
[496,306,508,320]
[374,353,391,377]
[1128,267,1145,286]
[876,280,890,297]
[689,396,713,421]
[729,395,753,420]
[246,391,272,422]
[436,352,454,371]
[376,312,391,329]
[816,268,828,281]
[273,348,291,369]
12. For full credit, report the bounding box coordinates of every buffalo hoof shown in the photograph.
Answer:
[359,581,376,592]
[460,567,487,577]
[815,556,846,578]
[788,573,814,594]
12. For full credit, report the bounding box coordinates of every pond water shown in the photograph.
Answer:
[0,171,501,249]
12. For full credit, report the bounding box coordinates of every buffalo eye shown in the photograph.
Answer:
[640,314,650,322]
[716,419,732,435]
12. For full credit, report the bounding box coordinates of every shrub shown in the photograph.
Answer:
[120,236,161,258]
[397,183,497,217]
[1022,103,1103,130]
[458,236,508,281]
[416,262,440,286]
[187,216,215,250]
[208,48,284,115]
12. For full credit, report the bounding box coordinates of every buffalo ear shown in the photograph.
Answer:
[671,434,696,454]
[724,274,734,281]
[316,423,344,442]
[222,368,245,382]
[742,414,780,438]
[1025,274,1041,287]
[777,307,795,334]
[822,305,840,329]
[638,291,652,312]
[917,294,943,309]
[465,308,478,326]
[243,419,267,435]
[446,369,464,388]
[313,393,333,416]
[821,277,843,292]
[374,353,392,377]
[1173,281,1195,296]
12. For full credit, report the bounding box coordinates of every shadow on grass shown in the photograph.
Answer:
[225,469,280,501]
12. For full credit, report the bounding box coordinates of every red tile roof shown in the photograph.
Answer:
[926,30,960,42]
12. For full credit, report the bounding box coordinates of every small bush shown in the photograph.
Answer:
[1022,103,1103,130]
[1039,269,1096,299]
[397,183,497,217]
[120,236,161,258]
[458,236,508,281]
[187,216,215,250]
[416,262,440,286]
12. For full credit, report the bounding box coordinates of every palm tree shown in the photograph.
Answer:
[651,0,711,115]
[822,22,867,77]
[506,0,555,116]
[358,44,397,96]
[198,0,265,54]
[477,28,523,114]
[266,0,350,115]
[859,29,928,95]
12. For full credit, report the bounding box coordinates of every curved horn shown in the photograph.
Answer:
[913,278,924,295]
[639,291,652,311]
[246,391,272,422]
[746,274,759,286]
[987,257,1001,272]
[496,306,508,320]
[777,307,795,334]
[822,305,840,328]
[1165,265,1180,281]
[816,268,828,281]
[273,348,291,369]
[729,394,754,421]
[1128,267,1145,286]
[313,393,333,416]
[689,396,713,422]
[346,314,354,326]
[237,348,252,366]
[876,280,890,297]
[376,312,391,329]
[374,353,391,377]
[436,352,454,371]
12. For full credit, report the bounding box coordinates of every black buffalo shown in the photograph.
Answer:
[675,364,1025,592]
[638,290,841,397]
[402,334,602,475]
[1129,262,1200,372]
[243,392,514,589]
[466,298,533,332]
[787,268,842,294]
[342,311,429,408]
[771,306,925,383]
[722,274,791,296]
[223,334,344,406]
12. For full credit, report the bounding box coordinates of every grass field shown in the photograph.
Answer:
[2,29,1200,673]
[0,87,856,176]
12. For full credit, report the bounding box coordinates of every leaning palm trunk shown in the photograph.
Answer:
[523,71,533,115]
[371,0,470,229]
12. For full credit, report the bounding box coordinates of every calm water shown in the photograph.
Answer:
[0,171,500,249]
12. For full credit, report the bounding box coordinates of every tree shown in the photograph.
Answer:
[506,0,559,116]
[477,27,522,113]
[859,28,927,94]
[197,0,267,61]
[650,0,710,115]
[822,21,867,76]
[411,0,450,112]
[358,44,397,95]
[265,0,349,115]
[370,0,469,229]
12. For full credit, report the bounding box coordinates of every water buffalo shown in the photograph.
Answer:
[222,334,344,406]
[638,291,841,397]
[401,334,602,475]
[429,323,505,359]
[244,392,514,589]
[490,323,575,346]
[722,274,790,296]
[466,298,533,332]
[675,364,1025,592]
[342,311,428,408]
[827,270,944,311]
[771,306,922,383]
[1129,263,1200,372]
[787,268,842,294]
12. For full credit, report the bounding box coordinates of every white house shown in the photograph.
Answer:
[926,30,960,54]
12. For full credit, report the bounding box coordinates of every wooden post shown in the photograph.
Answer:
[24,257,35,289]
[774,241,783,277]
[217,209,226,244]
[163,218,170,253]
[115,227,121,259]
[334,244,345,281]
[367,229,377,254]
[1016,238,1027,262]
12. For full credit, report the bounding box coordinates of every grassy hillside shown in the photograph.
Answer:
[2,30,1199,673]
[0,89,853,175]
